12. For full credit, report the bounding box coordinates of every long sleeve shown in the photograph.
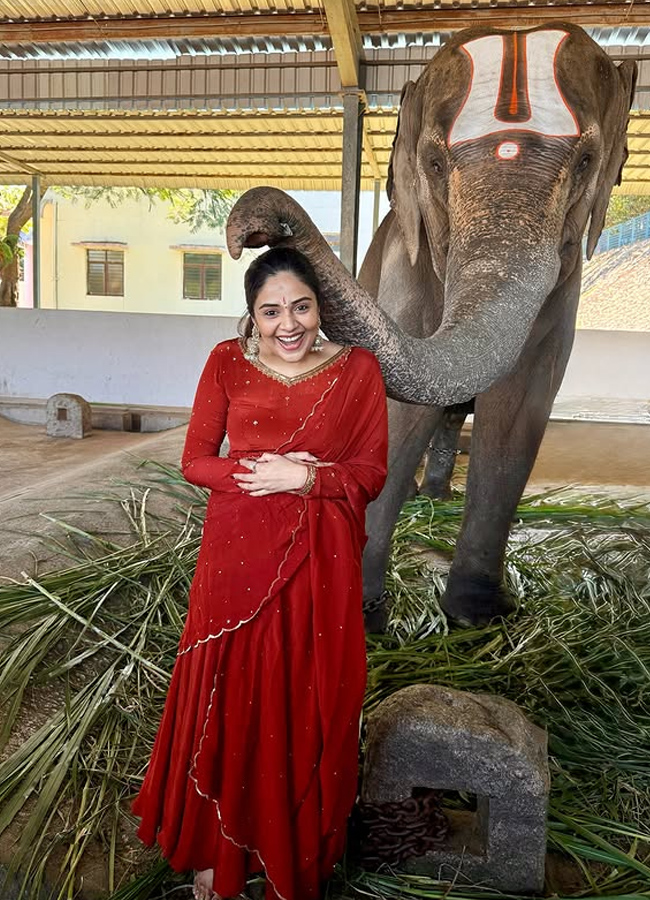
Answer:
[307,355,388,505]
[181,346,243,493]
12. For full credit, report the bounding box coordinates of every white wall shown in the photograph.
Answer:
[557,329,650,402]
[0,308,239,407]
[1,311,649,411]
[288,189,391,266]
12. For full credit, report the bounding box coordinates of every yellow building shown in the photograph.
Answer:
[39,191,249,318]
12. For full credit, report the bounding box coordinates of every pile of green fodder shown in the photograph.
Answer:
[0,465,649,900]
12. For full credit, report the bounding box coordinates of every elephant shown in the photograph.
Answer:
[419,401,474,501]
[226,23,637,628]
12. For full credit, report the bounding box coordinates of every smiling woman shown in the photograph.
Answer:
[240,247,336,373]
[132,247,389,900]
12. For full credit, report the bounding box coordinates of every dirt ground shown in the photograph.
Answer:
[0,419,186,582]
[528,419,650,491]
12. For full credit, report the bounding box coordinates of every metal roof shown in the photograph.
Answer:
[0,2,650,192]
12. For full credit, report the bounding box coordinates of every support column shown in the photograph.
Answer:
[31,175,41,309]
[372,178,381,235]
[340,89,363,275]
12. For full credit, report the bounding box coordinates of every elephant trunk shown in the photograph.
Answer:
[225,186,561,406]
[315,237,560,405]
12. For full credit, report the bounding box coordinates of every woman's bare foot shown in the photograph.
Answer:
[193,869,219,900]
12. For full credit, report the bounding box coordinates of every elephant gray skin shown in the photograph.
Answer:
[226,23,636,628]
[419,401,474,501]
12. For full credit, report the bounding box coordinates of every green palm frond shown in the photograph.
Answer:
[0,467,649,898]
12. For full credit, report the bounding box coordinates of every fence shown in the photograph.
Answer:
[593,210,650,255]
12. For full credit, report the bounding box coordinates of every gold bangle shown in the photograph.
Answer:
[295,463,316,496]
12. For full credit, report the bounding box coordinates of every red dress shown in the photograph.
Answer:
[133,339,388,900]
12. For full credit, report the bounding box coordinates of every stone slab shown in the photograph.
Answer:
[45,393,92,439]
[363,684,549,893]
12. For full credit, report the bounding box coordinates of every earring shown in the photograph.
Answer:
[311,317,324,353]
[244,321,260,361]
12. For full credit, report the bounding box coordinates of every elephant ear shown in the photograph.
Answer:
[586,59,638,259]
[387,80,423,266]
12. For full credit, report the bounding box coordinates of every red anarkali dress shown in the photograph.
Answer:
[133,339,388,900]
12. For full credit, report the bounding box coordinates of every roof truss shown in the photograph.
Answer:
[1,4,650,192]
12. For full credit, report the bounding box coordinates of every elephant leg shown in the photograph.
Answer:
[441,317,576,626]
[420,401,473,500]
[363,399,442,632]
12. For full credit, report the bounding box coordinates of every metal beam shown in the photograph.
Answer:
[31,174,41,309]
[25,162,365,171]
[321,0,362,87]
[0,148,40,175]
[1,5,649,44]
[340,89,364,275]
[362,126,382,182]
[372,179,382,235]
[0,147,351,158]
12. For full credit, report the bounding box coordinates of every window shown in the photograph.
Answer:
[86,249,124,296]
[183,252,222,301]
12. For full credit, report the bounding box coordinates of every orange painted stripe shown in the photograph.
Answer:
[509,32,519,116]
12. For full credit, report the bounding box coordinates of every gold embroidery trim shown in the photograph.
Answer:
[238,339,351,386]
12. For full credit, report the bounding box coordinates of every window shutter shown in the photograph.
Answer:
[183,253,222,300]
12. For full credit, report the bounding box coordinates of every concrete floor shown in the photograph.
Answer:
[0,418,185,582]
[1,416,649,582]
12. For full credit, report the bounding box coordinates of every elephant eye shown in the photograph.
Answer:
[576,154,592,174]
[430,159,444,176]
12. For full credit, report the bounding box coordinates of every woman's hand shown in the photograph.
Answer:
[284,451,319,465]
[233,453,311,496]
[284,452,332,468]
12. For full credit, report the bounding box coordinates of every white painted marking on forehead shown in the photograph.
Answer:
[449,30,580,147]
[496,141,519,159]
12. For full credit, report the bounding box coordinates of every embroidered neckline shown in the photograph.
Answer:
[238,339,351,386]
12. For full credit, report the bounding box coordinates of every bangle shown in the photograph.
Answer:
[295,463,316,496]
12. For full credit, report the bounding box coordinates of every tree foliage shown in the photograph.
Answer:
[0,184,32,307]
[53,185,239,232]
[604,194,650,229]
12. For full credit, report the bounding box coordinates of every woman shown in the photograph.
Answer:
[133,247,388,900]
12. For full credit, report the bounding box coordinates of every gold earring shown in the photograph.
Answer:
[311,316,323,353]
[244,321,260,361]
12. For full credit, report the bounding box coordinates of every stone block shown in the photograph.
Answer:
[45,393,92,439]
[363,684,549,893]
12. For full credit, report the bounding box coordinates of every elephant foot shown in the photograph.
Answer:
[441,573,516,627]
[418,481,453,501]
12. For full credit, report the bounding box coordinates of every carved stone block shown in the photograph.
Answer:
[45,393,92,439]
[363,684,549,893]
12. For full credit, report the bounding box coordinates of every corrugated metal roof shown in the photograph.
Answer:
[579,236,650,330]
[0,107,647,193]
[0,0,317,16]
[0,107,394,190]
[0,6,650,191]
[2,23,650,61]
[4,0,650,16]
[0,35,335,60]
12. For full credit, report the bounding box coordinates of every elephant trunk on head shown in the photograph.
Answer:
[225,186,561,407]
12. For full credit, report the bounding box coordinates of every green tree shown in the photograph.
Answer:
[0,185,32,308]
[53,185,239,232]
[604,194,650,229]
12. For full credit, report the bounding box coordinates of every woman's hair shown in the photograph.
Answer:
[239,247,321,339]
